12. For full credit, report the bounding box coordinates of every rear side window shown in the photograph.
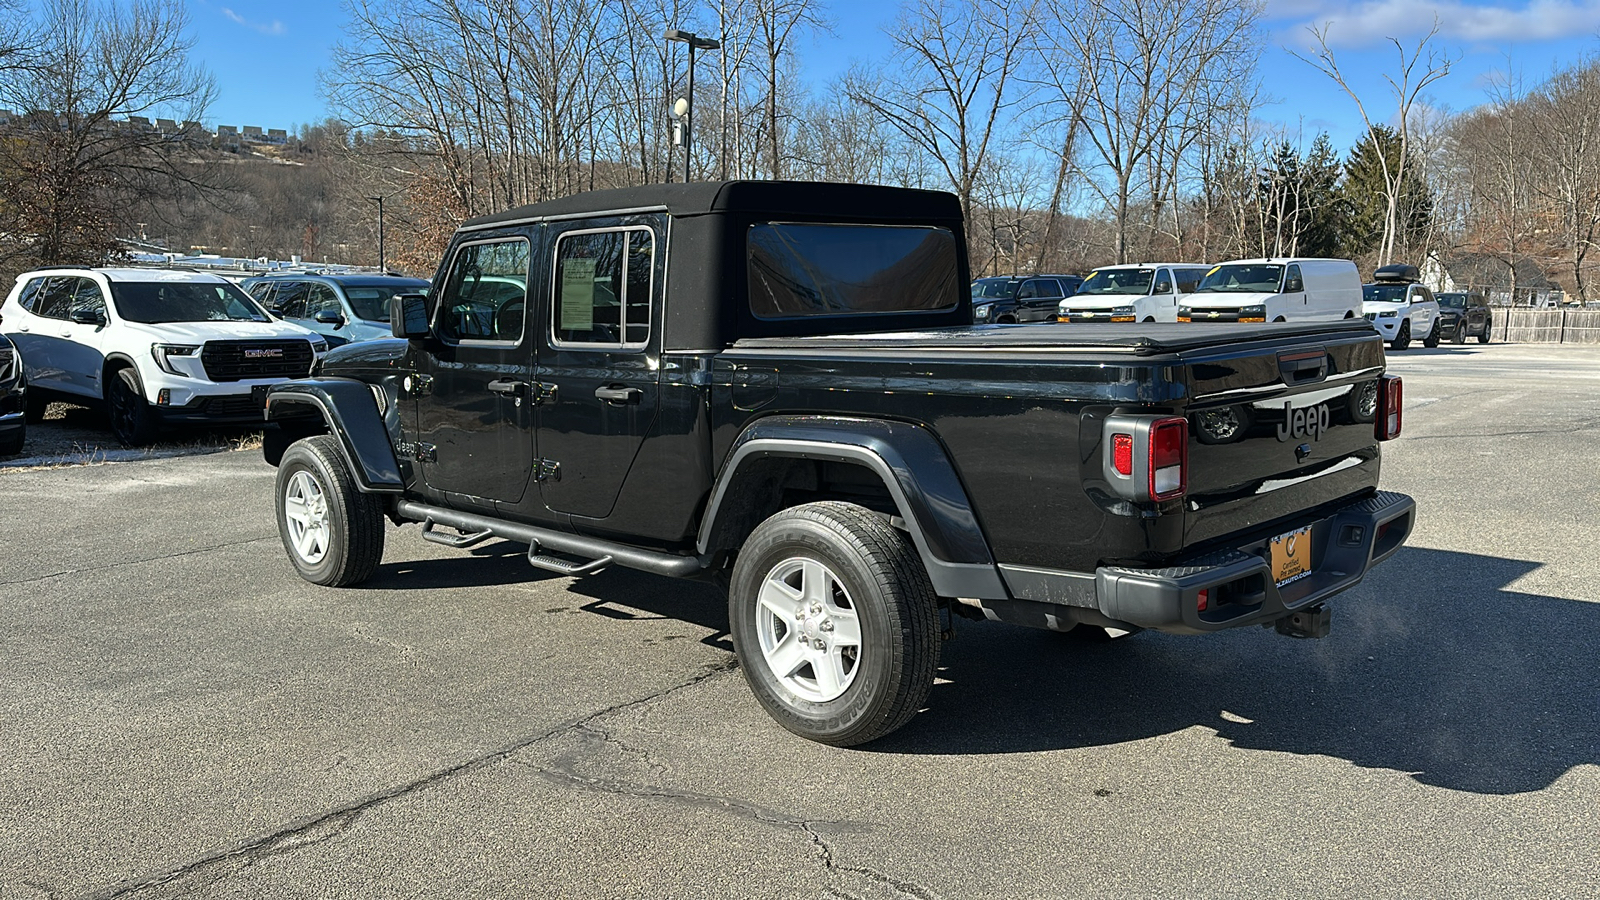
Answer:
[747,223,959,318]
[12,277,46,312]
[553,227,652,348]
[29,277,75,320]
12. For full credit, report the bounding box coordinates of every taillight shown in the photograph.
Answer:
[1375,374,1403,441]
[1149,417,1188,500]
[1112,434,1133,475]
[1102,413,1190,503]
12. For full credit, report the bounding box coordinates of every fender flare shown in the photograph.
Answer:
[265,379,403,492]
[698,415,1007,600]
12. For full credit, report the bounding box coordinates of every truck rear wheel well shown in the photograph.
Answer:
[703,457,899,559]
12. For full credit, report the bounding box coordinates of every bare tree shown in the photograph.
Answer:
[1047,0,1261,263]
[1527,57,1600,302]
[751,0,824,178]
[0,0,217,268]
[1293,21,1454,267]
[845,0,1039,224]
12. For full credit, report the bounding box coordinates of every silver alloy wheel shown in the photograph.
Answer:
[283,470,332,565]
[756,557,863,703]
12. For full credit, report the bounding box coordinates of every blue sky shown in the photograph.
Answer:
[187,0,1600,154]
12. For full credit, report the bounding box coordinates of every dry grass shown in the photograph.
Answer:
[0,402,266,472]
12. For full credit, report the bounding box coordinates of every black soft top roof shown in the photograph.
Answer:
[461,180,962,230]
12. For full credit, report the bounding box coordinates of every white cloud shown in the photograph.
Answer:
[1270,0,1600,47]
[221,7,286,36]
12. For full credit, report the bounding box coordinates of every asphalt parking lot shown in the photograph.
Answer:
[2,342,1597,899]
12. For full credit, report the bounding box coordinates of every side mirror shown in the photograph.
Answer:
[1285,278,1304,293]
[314,309,344,327]
[391,292,431,339]
[1154,280,1172,294]
[70,307,106,326]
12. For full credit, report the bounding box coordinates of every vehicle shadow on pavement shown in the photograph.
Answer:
[874,546,1596,796]
[361,538,566,590]
[562,567,733,652]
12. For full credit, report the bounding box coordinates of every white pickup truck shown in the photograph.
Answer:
[1362,264,1441,351]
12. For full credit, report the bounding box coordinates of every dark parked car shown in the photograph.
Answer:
[1434,291,1493,344]
[971,275,1083,323]
[262,181,1413,747]
[0,330,26,455]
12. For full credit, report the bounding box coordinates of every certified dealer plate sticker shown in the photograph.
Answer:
[1270,525,1313,587]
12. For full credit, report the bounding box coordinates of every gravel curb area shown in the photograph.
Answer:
[0,402,263,471]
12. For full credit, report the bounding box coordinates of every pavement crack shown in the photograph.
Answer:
[803,823,939,900]
[0,537,276,588]
[83,659,739,900]
[534,737,932,900]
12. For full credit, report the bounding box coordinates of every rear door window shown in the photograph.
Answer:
[747,223,959,318]
[272,282,309,319]
[553,227,652,348]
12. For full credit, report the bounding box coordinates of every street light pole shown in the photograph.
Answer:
[665,28,720,184]
[368,195,386,272]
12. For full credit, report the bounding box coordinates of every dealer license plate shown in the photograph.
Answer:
[1270,525,1313,587]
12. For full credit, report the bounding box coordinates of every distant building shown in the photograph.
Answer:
[267,128,288,144]
[1424,251,1561,307]
[155,118,178,133]
[242,125,264,142]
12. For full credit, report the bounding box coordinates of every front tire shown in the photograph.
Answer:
[0,420,23,456]
[1390,321,1411,351]
[1453,320,1468,344]
[107,368,158,447]
[275,435,386,587]
[729,501,940,746]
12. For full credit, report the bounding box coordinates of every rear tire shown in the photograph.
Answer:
[107,367,158,447]
[1390,321,1411,351]
[729,501,940,747]
[1478,321,1492,344]
[275,435,386,587]
[1423,320,1440,348]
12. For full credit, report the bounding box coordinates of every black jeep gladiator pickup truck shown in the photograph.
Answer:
[262,180,1415,746]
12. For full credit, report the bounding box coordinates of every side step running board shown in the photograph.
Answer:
[527,546,614,577]
[420,518,494,549]
[394,500,707,580]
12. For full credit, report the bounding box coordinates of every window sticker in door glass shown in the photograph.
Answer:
[561,258,596,331]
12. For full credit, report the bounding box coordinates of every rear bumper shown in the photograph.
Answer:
[984,490,1416,635]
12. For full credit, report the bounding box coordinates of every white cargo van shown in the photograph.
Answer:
[1056,263,1209,323]
[1178,258,1361,323]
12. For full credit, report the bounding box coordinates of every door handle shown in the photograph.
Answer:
[594,385,642,404]
[487,379,527,397]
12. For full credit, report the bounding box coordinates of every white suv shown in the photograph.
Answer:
[1,268,326,445]
[1361,264,1441,351]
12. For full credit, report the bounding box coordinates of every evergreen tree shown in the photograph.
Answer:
[1255,133,1345,257]
[1339,125,1432,259]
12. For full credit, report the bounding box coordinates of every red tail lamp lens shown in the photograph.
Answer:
[1112,433,1133,476]
[1376,375,1403,441]
[1197,587,1210,612]
[1149,418,1188,499]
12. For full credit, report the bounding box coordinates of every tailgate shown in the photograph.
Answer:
[1179,330,1387,550]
